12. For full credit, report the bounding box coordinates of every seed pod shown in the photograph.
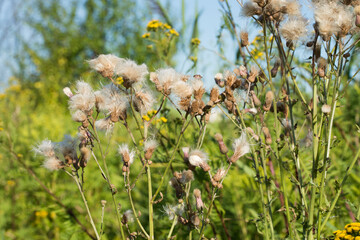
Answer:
[191,215,201,227]
[193,189,204,210]
[210,87,219,103]
[262,127,272,145]
[240,31,249,47]
[200,162,211,172]
[263,91,274,111]
[214,133,228,154]
[250,91,262,107]
[246,127,259,141]
[271,59,281,78]
[317,57,327,78]
[321,104,331,114]
[248,66,259,83]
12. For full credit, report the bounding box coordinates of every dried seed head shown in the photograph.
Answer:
[213,168,226,182]
[230,132,250,162]
[79,144,91,168]
[33,139,56,158]
[191,215,201,227]
[193,189,201,198]
[179,170,194,184]
[321,104,331,114]
[189,150,208,167]
[114,59,148,87]
[242,2,262,16]
[72,110,87,122]
[144,139,158,160]
[192,79,205,100]
[63,87,73,98]
[250,91,262,107]
[317,57,327,77]
[271,59,281,78]
[133,89,155,115]
[118,144,135,165]
[215,133,228,154]
[262,127,272,145]
[263,91,275,111]
[179,96,192,112]
[248,66,259,83]
[172,81,193,98]
[43,157,64,171]
[214,73,223,81]
[246,127,259,141]
[280,17,308,42]
[95,117,114,135]
[69,81,96,113]
[88,54,124,78]
[210,86,220,103]
[240,31,249,47]
[101,200,107,207]
[225,71,236,87]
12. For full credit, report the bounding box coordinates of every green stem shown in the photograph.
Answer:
[167,216,178,240]
[148,164,154,240]
[151,118,193,202]
[320,148,360,231]
[68,171,100,240]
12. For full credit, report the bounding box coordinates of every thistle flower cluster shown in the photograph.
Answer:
[33,135,87,171]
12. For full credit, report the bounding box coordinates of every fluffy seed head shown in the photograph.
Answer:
[95,117,114,134]
[115,59,148,87]
[133,89,155,115]
[321,104,331,114]
[189,150,208,167]
[118,144,135,165]
[179,170,194,184]
[242,2,261,16]
[240,31,249,47]
[213,168,226,182]
[63,87,73,98]
[43,157,64,171]
[280,17,309,42]
[33,139,56,158]
[69,81,96,113]
[72,110,87,122]
[152,68,181,95]
[144,139,158,160]
[172,81,193,98]
[88,54,124,78]
[230,132,250,162]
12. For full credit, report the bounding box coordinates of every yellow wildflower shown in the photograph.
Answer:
[169,29,179,36]
[163,23,171,29]
[50,212,56,219]
[139,139,144,146]
[7,180,15,187]
[116,77,124,85]
[17,153,23,158]
[147,20,162,31]
[35,210,48,218]
[191,38,201,46]
[160,117,168,123]
[190,56,197,62]
[142,33,151,39]
[142,115,150,121]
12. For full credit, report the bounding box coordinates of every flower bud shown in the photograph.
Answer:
[263,91,274,111]
[214,133,228,154]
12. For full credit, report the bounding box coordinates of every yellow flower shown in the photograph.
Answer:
[142,33,150,39]
[50,212,56,219]
[160,117,168,123]
[191,38,201,46]
[147,20,162,31]
[142,115,150,121]
[169,29,179,36]
[116,77,124,85]
[139,139,144,146]
[7,180,15,187]
[35,210,48,218]
[190,56,197,62]
[0,94,5,100]
[162,23,171,29]
[355,236,360,240]
[17,153,23,158]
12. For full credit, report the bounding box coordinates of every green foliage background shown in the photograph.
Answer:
[0,0,360,239]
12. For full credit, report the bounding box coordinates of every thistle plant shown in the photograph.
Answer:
[29,0,360,239]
